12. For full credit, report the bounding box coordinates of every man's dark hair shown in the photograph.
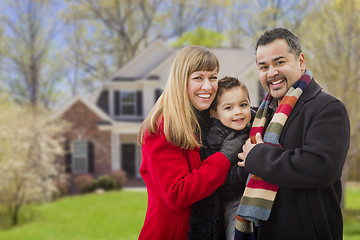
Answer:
[255,28,302,58]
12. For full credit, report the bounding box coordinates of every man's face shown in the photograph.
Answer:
[256,39,306,103]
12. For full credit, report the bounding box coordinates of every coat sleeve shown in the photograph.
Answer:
[141,130,231,210]
[245,99,350,189]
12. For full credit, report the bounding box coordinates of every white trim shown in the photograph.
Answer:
[109,89,114,119]
[98,122,141,134]
[111,132,120,170]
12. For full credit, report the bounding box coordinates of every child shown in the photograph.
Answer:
[188,76,254,240]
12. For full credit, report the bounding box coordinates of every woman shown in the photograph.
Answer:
[138,45,244,240]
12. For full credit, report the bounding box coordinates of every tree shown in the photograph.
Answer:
[155,0,220,39]
[171,26,226,48]
[61,0,220,92]
[61,0,164,92]
[300,0,360,207]
[0,93,68,227]
[212,0,315,49]
[0,0,66,108]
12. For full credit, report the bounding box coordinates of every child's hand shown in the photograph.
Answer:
[238,132,263,167]
[220,132,246,166]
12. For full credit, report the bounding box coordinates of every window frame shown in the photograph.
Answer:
[71,140,89,174]
[113,90,143,120]
[119,91,136,116]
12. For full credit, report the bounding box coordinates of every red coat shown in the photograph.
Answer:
[138,125,230,240]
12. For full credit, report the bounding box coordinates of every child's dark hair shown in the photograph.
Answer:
[210,76,250,111]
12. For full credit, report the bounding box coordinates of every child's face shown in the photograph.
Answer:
[211,87,251,131]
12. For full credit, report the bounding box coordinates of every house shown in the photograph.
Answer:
[54,40,262,191]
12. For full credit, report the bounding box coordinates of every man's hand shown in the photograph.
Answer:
[238,132,263,167]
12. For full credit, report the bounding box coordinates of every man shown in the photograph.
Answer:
[237,28,350,240]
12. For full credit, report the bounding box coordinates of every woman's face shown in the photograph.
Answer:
[187,69,218,111]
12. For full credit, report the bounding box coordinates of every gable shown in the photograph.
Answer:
[53,95,114,125]
[62,101,102,126]
[110,39,173,80]
[145,52,176,87]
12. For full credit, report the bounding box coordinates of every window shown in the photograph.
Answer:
[120,91,136,115]
[114,90,142,118]
[72,141,88,173]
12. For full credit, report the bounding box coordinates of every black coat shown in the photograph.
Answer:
[188,118,251,240]
[245,79,350,240]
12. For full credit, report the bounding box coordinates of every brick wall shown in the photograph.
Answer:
[60,100,112,178]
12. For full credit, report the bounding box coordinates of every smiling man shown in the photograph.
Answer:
[236,28,351,240]
[257,37,305,103]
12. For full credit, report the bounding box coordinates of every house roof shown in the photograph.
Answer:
[107,39,173,82]
[53,95,115,125]
[113,42,256,88]
[106,39,256,83]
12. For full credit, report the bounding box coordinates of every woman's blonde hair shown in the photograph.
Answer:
[138,45,219,149]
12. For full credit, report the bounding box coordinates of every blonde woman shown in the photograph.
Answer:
[138,45,244,240]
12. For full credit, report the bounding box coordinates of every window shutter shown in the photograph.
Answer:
[114,90,120,116]
[65,140,72,173]
[155,89,162,103]
[88,141,94,173]
[136,91,143,116]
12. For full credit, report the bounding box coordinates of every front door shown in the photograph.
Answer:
[121,144,135,177]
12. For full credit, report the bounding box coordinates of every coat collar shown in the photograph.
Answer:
[286,78,322,121]
[276,78,322,143]
[299,78,322,103]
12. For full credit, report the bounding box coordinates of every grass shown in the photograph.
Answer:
[343,182,360,240]
[0,183,359,240]
[0,190,148,240]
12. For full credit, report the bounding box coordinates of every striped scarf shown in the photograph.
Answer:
[234,69,312,240]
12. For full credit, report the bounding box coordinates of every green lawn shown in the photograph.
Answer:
[0,184,359,240]
[0,190,148,240]
[343,182,360,240]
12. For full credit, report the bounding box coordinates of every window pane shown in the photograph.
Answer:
[72,141,88,173]
[121,92,135,102]
[73,141,87,156]
[73,157,87,172]
[122,105,135,115]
